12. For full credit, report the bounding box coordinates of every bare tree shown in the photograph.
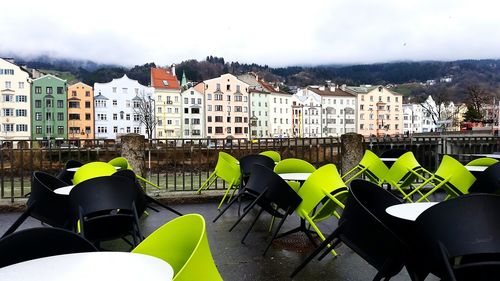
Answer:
[132,90,157,140]
[463,84,490,122]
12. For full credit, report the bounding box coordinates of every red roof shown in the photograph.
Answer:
[151,68,180,90]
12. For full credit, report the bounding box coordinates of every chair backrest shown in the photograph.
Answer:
[132,214,222,281]
[415,194,500,280]
[380,149,408,159]
[434,155,476,195]
[469,161,500,194]
[244,164,281,196]
[28,171,71,228]
[296,164,347,220]
[358,150,389,183]
[73,162,117,185]
[259,150,281,162]
[0,227,97,268]
[383,151,422,187]
[257,166,302,215]
[214,152,241,185]
[239,154,275,178]
[273,158,316,174]
[111,170,148,215]
[338,180,406,277]
[56,160,84,185]
[466,157,499,167]
[108,157,132,170]
[69,176,141,242]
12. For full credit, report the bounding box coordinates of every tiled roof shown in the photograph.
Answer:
[258,80,291,95]
[151,68,180,90]
[307,87,355,97]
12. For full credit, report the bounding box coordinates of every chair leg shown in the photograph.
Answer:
[291,223,344,278]
[1,206,32,238]
[229,192,265,232]
[146,195,182,216]
[263,213,290,256]
[213,192,244,223]
[196,172,217,194]
[217,183,237,209]
[241,208,264,244]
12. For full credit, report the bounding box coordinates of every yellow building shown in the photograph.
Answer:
[347,85,403,137]
[67,82,94,141]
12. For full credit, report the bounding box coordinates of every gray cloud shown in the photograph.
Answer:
[1,0,500,67]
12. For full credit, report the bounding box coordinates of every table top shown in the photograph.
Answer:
[386,202,439,221]
[278,173,312,181]
[380,157,398,162]
[54,185,74,195]
[465,165,488,172]
[0,252,173,281]
[67,166,122,172]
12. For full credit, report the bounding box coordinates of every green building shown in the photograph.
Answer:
[31,75,68,142]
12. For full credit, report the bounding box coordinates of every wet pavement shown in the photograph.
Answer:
[0,198,440,281]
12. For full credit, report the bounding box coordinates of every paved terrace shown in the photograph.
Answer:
[0,196,440,281]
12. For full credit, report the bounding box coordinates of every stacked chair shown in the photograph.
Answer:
[342,149,389,185]
[273,158,316,192]
[292,180,413,280]
[55,159,83,185]
[72,161,117,185]
[278,164,348,256]
[196,152,241,209]
[259,150,281,163]
[132,214,223,281]
[227,164,302,255]
[109,157,162,190]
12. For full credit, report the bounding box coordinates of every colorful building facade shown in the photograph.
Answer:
[67,82,94,141]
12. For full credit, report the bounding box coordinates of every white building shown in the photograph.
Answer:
[292,88,322,137]
[93,75,154,139]
[181,86,205,138]
[0,58,31,144]
[403,103,425,134]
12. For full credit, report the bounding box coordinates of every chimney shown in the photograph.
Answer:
[341,84,346,91]
[319,86,325,91]
[330,86,335,92]
[171,64,176,76]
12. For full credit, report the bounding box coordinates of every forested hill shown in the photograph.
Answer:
[9,55,500,101]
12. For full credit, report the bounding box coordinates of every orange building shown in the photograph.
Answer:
[67,82,94,141]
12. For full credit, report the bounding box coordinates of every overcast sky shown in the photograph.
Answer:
[1,0,500,67]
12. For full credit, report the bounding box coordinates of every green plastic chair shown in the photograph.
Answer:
[273,158,316,192]
[195,152,241,209]
[409,155,476,202]
[294,164,349,256]
[132,214,222,281]
[72,162,117,185]
[466,157,499,167]
[342,150,389,185]
[108,157,161,190]
[259,150,281,163]
[382,151,434,202]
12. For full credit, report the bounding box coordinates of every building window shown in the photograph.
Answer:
[3,108,14,116]
[113,100,117,106]
[69,114,81,120]
[85,101,91,108]
[126,114,130,120]
[16,95,27,102]
[134,127,140,134]
[15,109,27,116]
[16,124,28,132]
[35,126,42,134]
[85,114,91,120]
[35,112,42,121]
[112,87,117,93]
[215,127,223,134]
[215,116,223,122]
[57,113,64,121]
[235,127,242,134]
[69,101,80,108]
[207,127,212,134]
[57,100,64,108]
[18,82,24,89]
[3,124,14,132]
[57,87,63,94]
[46,87,53,94]
[215,105,223,111]
[35,86,41,94]
[85,91,90,97]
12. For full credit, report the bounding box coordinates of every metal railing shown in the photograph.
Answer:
[1,136,500,201]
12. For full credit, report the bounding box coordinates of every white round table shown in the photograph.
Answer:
[67,166,122,172]
[385,202,439,221]
[380,157,398,162]
[54,185,74,195]
[278,173,312,182]
[0,252,174,281]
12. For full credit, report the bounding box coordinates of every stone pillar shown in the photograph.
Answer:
[340,133,364,175]
[120,134,145,177]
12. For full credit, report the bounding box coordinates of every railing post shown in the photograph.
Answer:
[340,133,364,175]
[121,134,146,178]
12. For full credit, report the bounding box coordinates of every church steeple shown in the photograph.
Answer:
[181,71,187,89]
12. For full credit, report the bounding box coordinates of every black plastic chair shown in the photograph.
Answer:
[213,155,275,221]
[415,194,500,281]
[69,175,143,248]
[2,172,72,238]
[112,169,182,216]
[55,159,83,185]
[468,162,500,194]
[0,227,97,268]
[380,149,408,168]
[228,165,302,255]
[292,179,410,280]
